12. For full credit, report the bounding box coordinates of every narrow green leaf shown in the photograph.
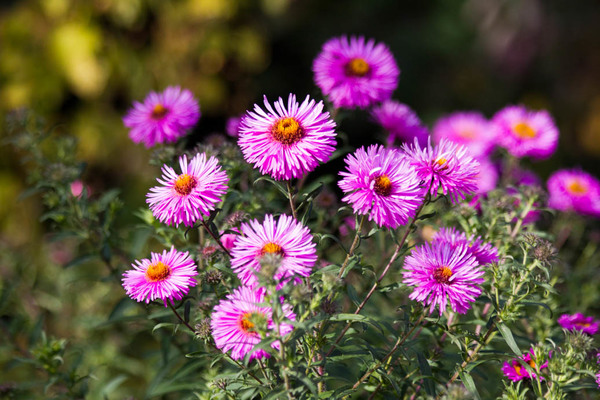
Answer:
[458,370,481,400]
[497,322,522,356]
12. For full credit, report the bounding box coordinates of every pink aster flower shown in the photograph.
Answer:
[403,138,480,203]
[123,86,200,148]
[371,100,429,146]
[313,35,399,109]
[547,169,600,218]
[433,227,499,266]
[238,94,337,181]
[147,153,228,227]
[558,313,600,335]
[220,228,240,251]
[230,214,317,288]
[226,116,242,138]
[432,112,498,158]
[475,158,499,194]
[502,349,549,382]
[402,241,484,315]
[492,105,558,159]
[211,286,295,361]
[338,145,423,229]
[122,247,198,306]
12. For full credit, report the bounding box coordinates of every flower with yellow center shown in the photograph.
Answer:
[373,174,392,196]
[239,312,257,333]
[345,57,370,77]
[566,180,588,195]
[145,261,171,282]
[271,117,304,145]
[151,103,169,119]
[173,173,198,196]
[433,266,453,284]
[512,122,537,139]
[261,242,284,256]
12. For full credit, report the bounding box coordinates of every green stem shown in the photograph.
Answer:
[286,180,298,220]
[201,220,231,257]
[337,214,367,279]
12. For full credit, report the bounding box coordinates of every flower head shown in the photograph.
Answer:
[558,313,600,335]
[313,36,399,109]
[371,100,429,146]
[211,286,295,360]
[122,247,198,306]
[338,145,423,228]
[230,214,317,288]
[238,94,336,181]
[433,227,499,266]
[226,116,242,138]
[432,112,498,158]
[502,349,549,382]
[123,86,200,148]
[547,169,600,217]
[147,153,228,227]
[402,241,484,315]
[475,158,499,194]
[492,105,558,159]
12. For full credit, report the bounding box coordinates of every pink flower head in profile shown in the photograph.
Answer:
[123,86,200,148]
[211,286,295,360]
[557,313,600,335]
[433,227,499,266]
[502,349,549,382]
[226,116,242,138]
[230,214,317,288]
[403,138,479,203]
[147,153,228,227]
[238,94,337,181]
[475,158,499,194]
[371,100,429,146]
[338,145,423,229]
[432,112,498,158]
[122,247,198,306]
[220,228,240,251]
[402,241,484,315]
[492,105,558,159]
[313,35,399,109]
[547,169,600,218]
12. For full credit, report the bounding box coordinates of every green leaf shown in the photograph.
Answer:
[253,176,288,196]
[458,370,481,400]
[497,322,522,356]
[152,322,176,333]
[330,313,368,322]
[416,351,435,396]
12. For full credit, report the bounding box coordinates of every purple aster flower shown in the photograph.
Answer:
[432,112,498,158]
[338,145,423,229]
[433,227,499,266]
[226,116,242,138]
[502,349,549,382]
[557,313,600,335]
[230,214,317,288]
[547,169,600,218]
[211,286,295,361]
[238,94,337,181]
[492,105,558,159]
[371,100,429,146]
[147,153,228,227]
[476,158,499,194]
[122,247,198,306]
[402,241,484,315]
[123,86,200,148]
[313,35,399,109]
[403,138,480,203]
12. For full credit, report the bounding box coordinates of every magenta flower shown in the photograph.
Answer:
[557,313,600,335]
[475,158,499,194]
[147,153,228,227]
[313,36,399,109]
[122,247,198,307]
[226,116,242,138]
[403,138,480,203]
[492,105,558,159]
[547,169,600,217]
[502,349,549,382]
[238,94,337,181]
[433,227,499,266]
[402,241,484,315]
[123,86,200,148]
[432,112,498,158]
[230,214,317,288]
[220,228,240,251]
[211,286,295,360]
[338,145,423,229]
[371,100,429,146]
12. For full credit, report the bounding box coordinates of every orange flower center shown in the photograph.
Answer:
[151,103,169,119]
[271,117,304,145]
[373,174,392,196]
[239,312,256,333]
[528,359,536,368]
[459,130,475,139]
[174,174,198,196]
[345,57,370,77]
[512,122,536,139]
[261,242,284,256]
[514,364,522,375]
[436,157,448,166]
[146,261,171,282]
[566,180,587,195]
[433,266,453,284]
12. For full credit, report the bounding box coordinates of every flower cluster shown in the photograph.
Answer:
[558,313,600,335]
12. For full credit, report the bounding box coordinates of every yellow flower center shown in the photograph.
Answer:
[514,364,522,375]
[239,313,256,333]
[271,117,304,145]
[261,242,284,256]
[146,261,171,282]
[373,174,392,196]
[433,266,453,284]
[174,174,198,196]
[151,103,169,119]
[459,130,475,139]
[512,122,536,139]
[528,359,536,368]
[567,180,587,195]
[345,57,370,77]
[436,157,448,166]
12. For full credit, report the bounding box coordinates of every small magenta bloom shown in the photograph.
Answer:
[403,139,480,203]
[123,86,200,148]
[238,94,337,181]
[371,100,429,146]
[211,286,295,360]
[122,247,198,306]
[558,313,600,335]
[147,153,228,227]
[432,112,498,158]
[402,241,484,315]
[502,349,549,382]
[226,116,242,138]
[547,169,600,217]
[230,214,317,288]
[338,145,423,229]
[475,158,498,194]
[492,105,558,159]
[313,36,399,109]
[433,227,499,266]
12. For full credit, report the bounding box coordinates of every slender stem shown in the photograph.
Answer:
[201,220,231,257]
[510,197,535,239]
[286,180,298,220]
[337,214,367,279]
